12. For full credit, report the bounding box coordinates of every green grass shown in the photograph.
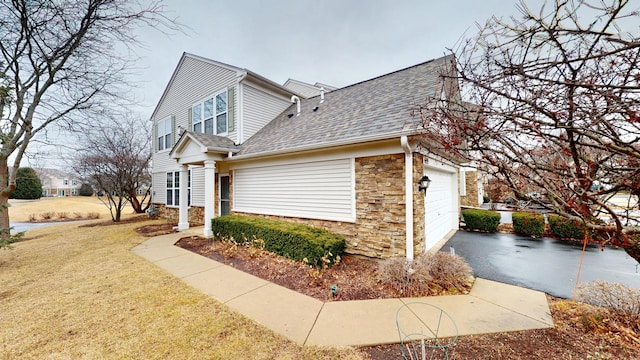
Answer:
[0,220,364,359]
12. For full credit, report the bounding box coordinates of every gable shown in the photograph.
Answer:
[152,55,239,122]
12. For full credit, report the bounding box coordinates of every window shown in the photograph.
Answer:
[166,170,191,207]
[166,172,179,206]
[192,90,228,135]
[157,117,173,151]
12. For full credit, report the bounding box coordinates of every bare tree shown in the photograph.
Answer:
[75,116,151,222]
[0,0,175,231]
[422,0,640,261]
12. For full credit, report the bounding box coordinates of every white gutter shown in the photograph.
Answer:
[229,130,416,162]
[401,135,414,261]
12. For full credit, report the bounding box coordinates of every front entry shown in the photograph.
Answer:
[220,175,230,216]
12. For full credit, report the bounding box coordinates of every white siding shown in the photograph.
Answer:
[242,83,291,142]
[153,56,238,139]
[283,80,321,98]
[233,158,355,222]
[152,172,167,203]
[151,56,239,203]
[190,166,205,206]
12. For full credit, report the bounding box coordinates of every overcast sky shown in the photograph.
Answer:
[131,0,544,117]
[28,0,545,169]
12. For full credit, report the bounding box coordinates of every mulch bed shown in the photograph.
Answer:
[175,235,395,302]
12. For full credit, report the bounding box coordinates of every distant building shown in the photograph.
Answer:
[35,168,83,196]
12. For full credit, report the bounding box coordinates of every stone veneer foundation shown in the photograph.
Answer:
[156,204,204,226]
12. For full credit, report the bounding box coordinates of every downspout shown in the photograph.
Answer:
[237,72,247,143]
[401,136,414,260]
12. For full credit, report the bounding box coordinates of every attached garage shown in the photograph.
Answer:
[424,166,459,250]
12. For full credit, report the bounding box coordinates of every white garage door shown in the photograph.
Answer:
[424,168,457,250]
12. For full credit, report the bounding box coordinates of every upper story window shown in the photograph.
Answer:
[157,116,173,151]
[63,179,69,186]
[192,90,228,135]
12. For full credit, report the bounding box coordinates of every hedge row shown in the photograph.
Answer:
[211,215,345,267]
[548,215,586,240]
[461,209,500,232]
[512,212,545,237]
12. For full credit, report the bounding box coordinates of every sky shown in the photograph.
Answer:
[130,0,543,117]
[27,0,545,169]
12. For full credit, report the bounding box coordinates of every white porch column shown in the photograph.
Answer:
[177,164,189,230]
[203,160,216,237]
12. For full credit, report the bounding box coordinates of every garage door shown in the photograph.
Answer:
[424,168,457,250]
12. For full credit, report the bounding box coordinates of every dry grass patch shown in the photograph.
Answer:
[0,220,364,359]
[8,196,129,222]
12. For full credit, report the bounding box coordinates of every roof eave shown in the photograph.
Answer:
[230,129,423,161]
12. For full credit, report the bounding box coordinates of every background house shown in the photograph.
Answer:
[151,53,462,259]
[35,168,82,197]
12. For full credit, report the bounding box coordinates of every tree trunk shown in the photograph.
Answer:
[0,158,14,231]
[128,193,144,213]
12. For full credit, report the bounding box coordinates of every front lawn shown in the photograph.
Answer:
[0,220,362,359]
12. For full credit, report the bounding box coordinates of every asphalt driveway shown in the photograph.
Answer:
[441,231,640,299]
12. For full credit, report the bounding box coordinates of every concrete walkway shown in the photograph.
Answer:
[132,230,554,347]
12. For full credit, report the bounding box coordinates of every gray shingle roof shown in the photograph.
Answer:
[177,131,238,153]
[238,55,453,157]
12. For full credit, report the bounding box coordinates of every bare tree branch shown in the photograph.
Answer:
[421,0,640,261]
[0,0,178,230]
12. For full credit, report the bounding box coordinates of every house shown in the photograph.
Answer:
[150,52,463,259]
[35,168,82,197]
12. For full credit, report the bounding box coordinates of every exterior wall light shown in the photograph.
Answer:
[418,175,432,194]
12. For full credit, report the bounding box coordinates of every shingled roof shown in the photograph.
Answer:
[170,131,238,158]
[237,55,454,158]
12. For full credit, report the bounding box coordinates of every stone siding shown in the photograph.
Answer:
[460,170,480,207]
[155,203,205,225]
[412,154,426,255]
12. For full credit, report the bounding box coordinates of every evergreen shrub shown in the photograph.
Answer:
[512,212,545,237]
[461,209,500,232]
[211,215,345,267]
[548,215,586,240]
[10,167,42,199]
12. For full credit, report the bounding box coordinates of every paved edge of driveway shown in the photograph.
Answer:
[131,229,554,347]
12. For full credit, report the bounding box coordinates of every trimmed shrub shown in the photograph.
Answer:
[78,183,94,196]
[548,215,586,240]
[461,209,500,232]
[512,212,545,237]
[10,167,42,199]
[211,215,345,267]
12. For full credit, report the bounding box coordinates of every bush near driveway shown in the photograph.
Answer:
[512,212,545,237]
[461,209,500,232]
[211,215,345,267]
[548,215,586,240]
[377,252,473,297]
